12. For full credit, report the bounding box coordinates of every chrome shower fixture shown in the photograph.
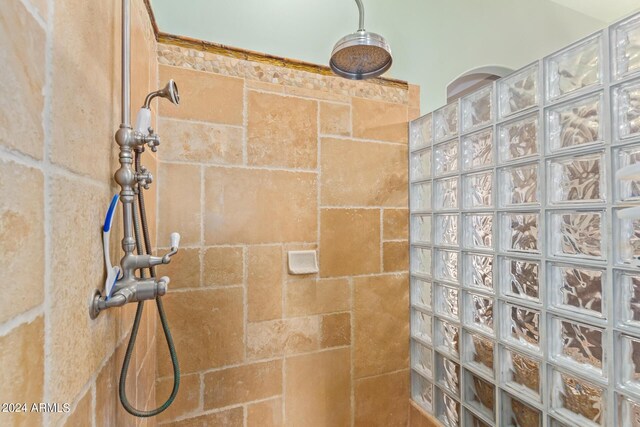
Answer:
[90,80,182,318]
[90,81,182,319]
[329,0,392,80]
[90,0,180,418]
[135,79,180,136]
[144,79,180,108]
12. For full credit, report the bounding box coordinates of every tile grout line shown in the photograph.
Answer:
[42,0,55,424]
[17,0,46,29]
[199,163,205,289]
[159,394,283,425]
[349,277,355,427]
[199,372,205,413]
[0,305,45,337]
[91,382,96,427]
[380,209,385,272]
[242,79,248,166]
[157,158,318,174]
[280,245,287,425]
[159,114,245,130]
[243,245,249,362]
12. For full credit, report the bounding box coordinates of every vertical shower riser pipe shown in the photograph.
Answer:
[121,0,130,127]
[117,0,135,263]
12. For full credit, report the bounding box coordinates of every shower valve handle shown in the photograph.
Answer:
[162,232,181,263]
[144,128,160,152]
[170,232,180,249]
[136,166,153,190]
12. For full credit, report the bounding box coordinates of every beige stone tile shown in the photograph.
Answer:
[165,407,244,427]
[204,167,317,244]
[62,388,92,427]
[115,342,138,427]
[246,80,285,93]
[247,317,320,359]
[247,91,318,169]
[408,84,421,109]
[49,175,116,408]
[157,288,244,376]
[319,209,380,277]
[320,102,350,136]
[161,247,200,289]
[321,312,351,348]
[247,398,283,427]
[50,0,115,181]
[0,317,43,427]
[383,209,409,240]
[248,245,283,321]
[0,0,45,159]
[143,155,158,250]
[158,162,201,246]
[409,401,440,427]
[133,308,149,379]
[352,97,408,144]
[158,117,243,165]
[159,65,244,125]
[136,341,156,410]
[130,0,152,126]
[203,246,243,286]
[283,85,350,103]
[285,278,350,317]
[354,274,409,378]
[145,300,158,353]
[156,373,200,423]
[409,108,421,121]
[0,160,44,324]
[354,370,409,427]
[284,347,351,427]
[204,360,282,409]
[320,137,408,207]
[383,241,409,272]
[95,352,117,427]
[117,301,137,348]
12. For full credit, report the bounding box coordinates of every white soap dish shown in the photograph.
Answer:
[288,250,318,274]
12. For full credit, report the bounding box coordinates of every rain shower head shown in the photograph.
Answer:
[143,79,180,108]
[329,0,392,80]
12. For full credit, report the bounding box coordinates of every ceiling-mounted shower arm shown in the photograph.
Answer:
[355,0,365,31]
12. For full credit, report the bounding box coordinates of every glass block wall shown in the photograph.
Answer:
[409,12,640,427]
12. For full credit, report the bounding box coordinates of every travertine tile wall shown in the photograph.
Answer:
[154,43,419,426]
[0,0,160,425]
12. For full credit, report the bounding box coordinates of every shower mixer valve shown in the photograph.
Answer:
[90,79,181,320]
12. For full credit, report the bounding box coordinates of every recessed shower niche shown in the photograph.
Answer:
[409,11,640,427]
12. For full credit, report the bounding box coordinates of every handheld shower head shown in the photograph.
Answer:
[136,80,180,134]
[330,0,392,80]
[143,79,180,108]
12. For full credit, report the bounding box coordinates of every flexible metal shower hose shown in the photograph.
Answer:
[119,150,180,417]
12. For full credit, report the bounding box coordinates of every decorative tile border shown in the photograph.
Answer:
[158,42,409,104]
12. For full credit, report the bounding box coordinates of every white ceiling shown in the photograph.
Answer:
[550,0,639,23]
